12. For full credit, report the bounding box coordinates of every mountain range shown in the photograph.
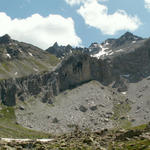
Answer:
[46,32,145,59]
[0,34,58,80]
[0,32,150,145]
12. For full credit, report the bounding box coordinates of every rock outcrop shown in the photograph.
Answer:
[0,33,150,107]
[111,38,150,82]
[1,36,150,106]
[46,32,145,59]
[0,53,112,106]
[0,34,12,44]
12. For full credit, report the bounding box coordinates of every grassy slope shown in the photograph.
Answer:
[0,55,59,80]
[0,43,59,80]
[0,104,52,139]
[112,97,131,129]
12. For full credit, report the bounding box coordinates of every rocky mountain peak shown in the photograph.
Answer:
[66,44,72,49]
[111,32,143,48]
[119,32,143,41]
[53,42,59,48]
[0,34,12,44]
[46,32,147,60]
[89,42,99,48]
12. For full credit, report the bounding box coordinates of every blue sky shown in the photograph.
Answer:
[0,0,150,49]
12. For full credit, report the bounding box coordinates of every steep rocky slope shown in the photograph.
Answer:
[46,42,89,58]
[0,32,150,135]
[16,34,150,133]
[0,34,59,80]
[0,53,111,106]
[16,81,130,134]
[46,32,146,59]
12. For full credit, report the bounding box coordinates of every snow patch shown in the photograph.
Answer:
[121,74,130,78]
[116,49,124,53]
[89,48,92,52]
[121,92,127,95]
[6,53,11,58]
[36,139,54,142]
[91,44,113,59]
[108,51,114,55]
[132,41,136,43]
[28,52,33,56]
[1,138,32,142]
[18,48,23,53]
[33,68,38,72]
[105,41,110,46]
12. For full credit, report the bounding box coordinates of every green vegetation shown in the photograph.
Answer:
[113,139,150,150]
[0,104,52,139]
[1,62,11,72]
[14,61,33,75]
[48,54,60,66]
[112,95,132,129]
[112,123,150,150]
[0,48,59,80]
[0,62,12,79]
[0,67,7,75]
[28,58,48,70]
[131,124,147,130]
[0,124,149,149]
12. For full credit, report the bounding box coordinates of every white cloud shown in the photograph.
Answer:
[65,0,107,6]
[65,0,84,5]
[0,12,81,49]
[145,0,150,9]
[77,1,141,35]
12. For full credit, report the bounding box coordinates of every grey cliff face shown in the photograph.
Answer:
[111,38,150,81]
[1,36,150,106]
[0,33,150,108]
[0,53,112,106]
